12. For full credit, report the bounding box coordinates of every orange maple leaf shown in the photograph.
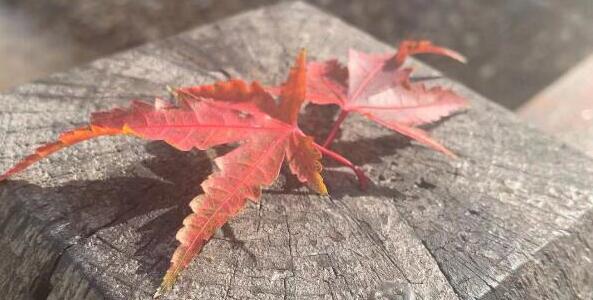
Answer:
[1,50,370,296]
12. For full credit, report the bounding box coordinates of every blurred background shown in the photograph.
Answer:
[0,0,592,110]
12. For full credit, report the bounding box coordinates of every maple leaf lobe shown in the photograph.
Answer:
[278,48,308,125]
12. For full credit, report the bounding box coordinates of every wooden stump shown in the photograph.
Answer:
[1,2,593,299]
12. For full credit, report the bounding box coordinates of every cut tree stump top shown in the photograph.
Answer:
[1,2,593,300]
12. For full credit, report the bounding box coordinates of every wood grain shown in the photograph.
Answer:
[1,2,593,299]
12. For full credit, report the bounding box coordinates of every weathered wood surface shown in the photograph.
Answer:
[1,2,593,299]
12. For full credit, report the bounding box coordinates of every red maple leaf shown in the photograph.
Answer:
[280,40,469,156]
[0,50,367,296]
[0,42,466,296]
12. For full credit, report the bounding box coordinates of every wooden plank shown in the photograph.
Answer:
[518,54,593,156]
[1,2,593,299]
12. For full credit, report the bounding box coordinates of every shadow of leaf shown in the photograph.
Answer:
[1,141,212,286]
[330,134,412,166]
[0,102,453,289]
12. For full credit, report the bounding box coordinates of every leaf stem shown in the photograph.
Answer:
[322,110,349,148]
[314,142,368,190]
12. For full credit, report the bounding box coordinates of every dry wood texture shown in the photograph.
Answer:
[1,2,593,299]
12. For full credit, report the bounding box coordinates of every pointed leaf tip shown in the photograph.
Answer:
[287,134,328,195]
[297,48,307,65]
[0,126,124,182]
[395,40,467,66]
[154,272,177,298]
